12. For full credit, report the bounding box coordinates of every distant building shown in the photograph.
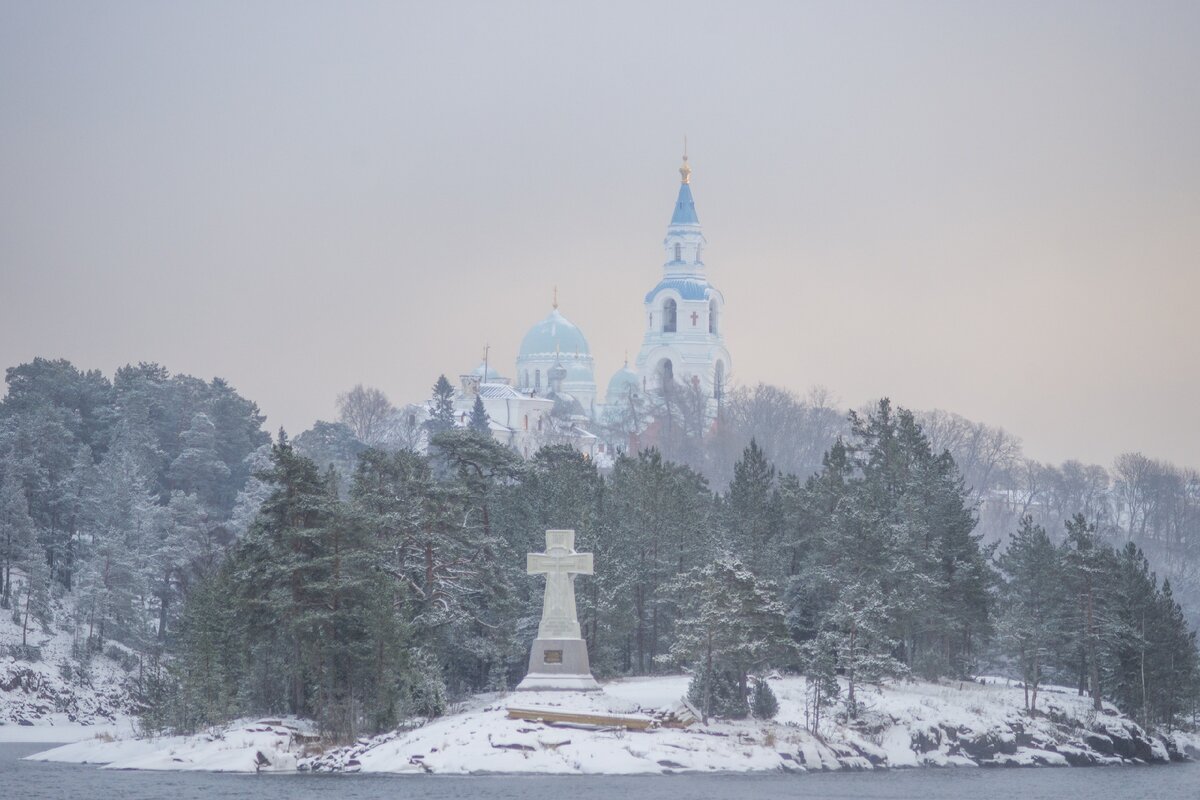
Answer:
[412,153,731,462]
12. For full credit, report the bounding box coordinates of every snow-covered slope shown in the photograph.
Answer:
[27,675,1198,774]
[0,594,141,741]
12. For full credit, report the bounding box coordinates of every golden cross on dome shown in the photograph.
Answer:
[679,135,691,184]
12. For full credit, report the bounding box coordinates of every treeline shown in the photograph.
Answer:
[152,392,1197,738]
[0,359,267,656]
[1,359,1197,741]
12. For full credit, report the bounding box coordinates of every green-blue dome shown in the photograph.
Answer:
[519,308,590,358]
[604,364,640,406]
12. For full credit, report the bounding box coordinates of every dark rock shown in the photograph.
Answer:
[911,726,941,753]
[1059,747,1098,767]
[657,760,685,768]
[959,730,1017,761]
[1084,733,1114,755]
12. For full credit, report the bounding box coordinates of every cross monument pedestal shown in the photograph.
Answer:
[516,529,600,692]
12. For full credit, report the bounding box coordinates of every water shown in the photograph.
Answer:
[2,742,1196,800]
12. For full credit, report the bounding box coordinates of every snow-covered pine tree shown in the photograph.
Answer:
[996,516,1065,716]
[661,556,791,722]
[468,394,490,435]
[1062,513,1109,711]
[0,467,35,609]
[723,439,782,579]
[426,375,456,436]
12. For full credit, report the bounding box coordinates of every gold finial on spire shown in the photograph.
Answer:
[624,350,629,367]
[552,285,558,309]
[679,135,691,184]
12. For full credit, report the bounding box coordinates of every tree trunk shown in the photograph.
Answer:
[1085,580,1102,711]
[702,630,713,725]
[1030,651,1040,717]
[22,582,32,647]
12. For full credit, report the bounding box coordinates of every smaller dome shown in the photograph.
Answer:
[604,364,641,406]
[519,308,590,359]
[471,362,504,382]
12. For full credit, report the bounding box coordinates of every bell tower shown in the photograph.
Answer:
[634,150,731,411]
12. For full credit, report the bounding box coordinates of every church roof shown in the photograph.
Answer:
[670,182,700,226]
[518,307,591,359]
[476,383,525,400]
[644,276,722,303]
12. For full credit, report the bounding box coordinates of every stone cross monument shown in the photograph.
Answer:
[516,529,600,691]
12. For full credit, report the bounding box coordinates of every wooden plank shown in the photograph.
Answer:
[506,707,656,730]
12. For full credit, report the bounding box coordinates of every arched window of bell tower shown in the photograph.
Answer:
[662,298,677,333]
[657,358,674,391]
[674,243,681,261]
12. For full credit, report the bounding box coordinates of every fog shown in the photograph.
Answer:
[2,1,1198,467]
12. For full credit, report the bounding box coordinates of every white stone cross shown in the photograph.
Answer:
[528,529,593,639]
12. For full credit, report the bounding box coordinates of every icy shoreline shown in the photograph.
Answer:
[22,675,1200,775]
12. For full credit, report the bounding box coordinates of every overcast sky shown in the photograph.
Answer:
[2,1,1198,469]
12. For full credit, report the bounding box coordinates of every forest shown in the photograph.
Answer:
[1,357,1197,740]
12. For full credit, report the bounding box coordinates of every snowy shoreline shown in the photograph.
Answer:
[19,675,1200,775]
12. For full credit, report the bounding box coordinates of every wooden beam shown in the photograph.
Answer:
[506,707,656,730]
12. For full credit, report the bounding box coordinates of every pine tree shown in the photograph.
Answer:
[168,412,230,511]
[426,375,456,436]
[1062,513,1109,710]
[0,468,35,609]
[724,439,782,579]
[661,556,791,722]
[751,676,780,719]
[996,516,1065,716]
[468,395,490,435]
[800,631,841,734]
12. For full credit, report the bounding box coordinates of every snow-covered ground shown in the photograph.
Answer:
[0,594,140,742]
[25,674,1199,774]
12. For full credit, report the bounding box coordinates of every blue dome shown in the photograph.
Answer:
[605,365,641,405]
[519,308,590,358]
[471,362,504,382]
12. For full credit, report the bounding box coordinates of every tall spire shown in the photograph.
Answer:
[552,285,558,310]
[670,150,699,227]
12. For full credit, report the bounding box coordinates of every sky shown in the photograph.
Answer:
[1,1,1198,469]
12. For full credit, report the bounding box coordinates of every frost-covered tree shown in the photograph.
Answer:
[76,441,156,648]
[723,439,781,578]
[996,517,1065,716]
[661,556,791,722]
[1062,513,1109,710]
[293,421,367,497]
[168,412,230,509]
[0,467,35,609]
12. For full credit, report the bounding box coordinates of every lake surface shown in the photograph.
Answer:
[2,741,1196,800]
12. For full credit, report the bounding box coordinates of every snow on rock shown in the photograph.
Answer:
[29,718,319,772]
[25,675,1189,775]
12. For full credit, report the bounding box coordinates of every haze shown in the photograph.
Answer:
[2,1,1198,469]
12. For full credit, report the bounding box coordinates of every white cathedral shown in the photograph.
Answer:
[430,153,731,460]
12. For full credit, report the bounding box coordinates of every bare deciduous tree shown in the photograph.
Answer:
[336,384,395,447]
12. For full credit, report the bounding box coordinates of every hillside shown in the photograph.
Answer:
[0,592,140,742]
